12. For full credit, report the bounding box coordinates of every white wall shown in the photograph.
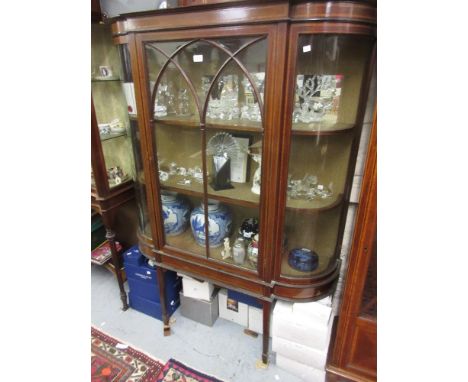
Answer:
[99,0,176,18]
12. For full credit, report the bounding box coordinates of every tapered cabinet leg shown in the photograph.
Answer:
[106,228,128,311]
[262,300,272,365]
[157,267,171,336]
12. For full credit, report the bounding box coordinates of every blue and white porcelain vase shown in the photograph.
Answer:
[161,191,190,236]
[190,200,232,247]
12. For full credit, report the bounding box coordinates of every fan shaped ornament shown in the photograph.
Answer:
[207,132,240,191]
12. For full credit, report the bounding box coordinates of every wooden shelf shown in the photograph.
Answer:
[286,193,344,213]
[206,119,263,133]
[161,175,342,212]
[92,76,121,82]
[100,131,127,141]
[165,228,206,257]
[160,175,260,208]
[153,116,263,133]
[292,122,355,136]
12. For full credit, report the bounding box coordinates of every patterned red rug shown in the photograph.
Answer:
[91,327,164,382]
[156,359,225,382]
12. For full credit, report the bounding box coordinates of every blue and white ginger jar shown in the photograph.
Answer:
[161,192,190,236]
[190,200,232,247]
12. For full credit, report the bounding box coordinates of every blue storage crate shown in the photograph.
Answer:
[122,245,145,266]
[127,274,181,304]
[227,289,263,309]
[129,291,179,321]
[123,245,182,306]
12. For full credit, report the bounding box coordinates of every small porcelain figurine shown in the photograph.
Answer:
[247,234,259,267]
[221,237,232,260]
[251,154,262,195]
[109,118,125,133]
[99,65,112,78]
[159,171,169,182]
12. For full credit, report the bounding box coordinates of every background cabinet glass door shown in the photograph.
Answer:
[91,23,136,190]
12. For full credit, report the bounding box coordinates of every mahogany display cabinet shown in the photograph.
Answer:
[109,0,376,363]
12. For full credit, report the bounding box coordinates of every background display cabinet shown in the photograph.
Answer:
[111,0,376,362]
[91,21,149,310]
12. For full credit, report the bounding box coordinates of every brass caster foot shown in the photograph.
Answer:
[163,325,171,336]
[256,359,269,369]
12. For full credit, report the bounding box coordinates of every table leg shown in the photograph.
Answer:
[262,299,271,364]
[157,267,171,336]
[106,228,128,311]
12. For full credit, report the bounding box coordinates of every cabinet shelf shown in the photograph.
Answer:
[165,229,206,257]
[153,117,263,133]
[164,222,258,273]
[286,193,344,213]
[160,175,259,208]
[292,122,355,136]
[92,76,121,82]
[100,131,127,141]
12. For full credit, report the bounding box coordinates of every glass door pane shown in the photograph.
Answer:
[145,34,268,271]
[281,34,374,278]
[360,235,377,318]
[91,24,135,189]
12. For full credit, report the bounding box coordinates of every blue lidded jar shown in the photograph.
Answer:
[190,200,232,248]
[161,191,190,236]
[288,248,319,272]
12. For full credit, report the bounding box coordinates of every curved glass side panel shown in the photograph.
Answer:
[280,34,374,278]
[292,35,374,133]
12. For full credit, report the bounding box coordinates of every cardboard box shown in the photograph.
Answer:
[292,298,333,323]
[276,354,326,382]
[178,273,214,301]
[227,289,262,309]
[272,300,332,351]
[248,306,263,334]
[272,336,327,370]
[218,288,248,327]
[180,290,219,327]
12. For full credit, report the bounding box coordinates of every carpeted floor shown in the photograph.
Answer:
[157,359,224,382]
[92,327,226,382]
[92,327,164,382]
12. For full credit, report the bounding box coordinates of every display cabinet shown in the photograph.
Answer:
[328,111,377,381]
[91,21,149,310]
[110,0,376,362]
